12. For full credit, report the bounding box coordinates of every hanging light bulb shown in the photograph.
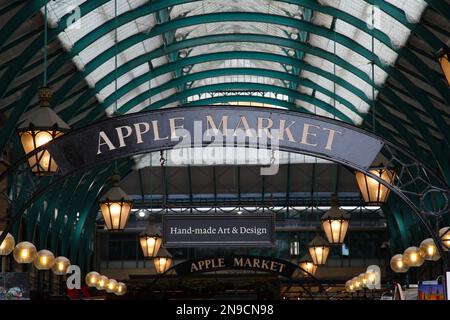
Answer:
[307,235,330,265]
[0,231,15,256]
[115,282,127,296]
[96,275,109,290]
[153,247,173,274]
[98,172,133,231]
[390,254,409,273]
[403,246,424,267]
[33,249,55,270]
[106,279,118,293]
[52,256,71,275]
[13,241,37,264]
[355,166,396,205]
[321,197,351,244]
[419,238,440,261]
[85,271,100,287]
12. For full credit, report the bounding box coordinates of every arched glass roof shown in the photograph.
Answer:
[0,0,449,177]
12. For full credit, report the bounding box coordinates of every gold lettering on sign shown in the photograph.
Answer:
[115,126,133,148]
[234,257,244,267]
[322,127,342,151]
[169,117,186,140]
[134,122,150,144]
[206,115,229,136]
[234,116,253,137]
[257,117,273,138]
[278,120,296,142]
[300,123,320,147]
[97,131,116,155]
[151,120,169,141]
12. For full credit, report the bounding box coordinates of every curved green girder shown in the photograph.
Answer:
[79,68,361,122]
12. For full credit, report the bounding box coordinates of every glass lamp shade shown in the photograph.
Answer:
[154,247,173,274]
[355,168,395,205]
[419,238,440,261]
[139,224,162,258]
[298,254,317,277]
[96,275,109,290]
[390,254,409,273]
[115,282,127,296]
[13,241,37,264]
[403,246,424,267]
[359,273,368,288]
[98,174,133,231]
[0,232,15,256]
[85,271,100,287]
[17,87,70,176]
[321,205,350,244]
[33,250,55,270]
[439,227,450,251]
[106,279,118,293]
[307,235,330,265]
[438,49,450,86]
[52,256,71,275]
[353,277,362,291]
[346,280,355,293]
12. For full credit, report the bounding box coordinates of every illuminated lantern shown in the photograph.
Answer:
[403,246,424,267]
[298,254,318,277]
[419,238,440,261]
[355,167,396,205]
[307,235,330,265]
[13,241,37,264]
[17,87,70,175]
[346,280,355,293]
[115,282,127,296]
[153,247,173,274]
[96,275,109,290]
[390,254,409,273]
[139,221,162,258]
[353,276,362,291]
[98,173,133,231]
[52,256,71,275]
[86,271,100,287]
[0,232,15,256]
[321,201,350,244]
[33,249,55,270]
[439,227,450,251]
[106,279,118,293]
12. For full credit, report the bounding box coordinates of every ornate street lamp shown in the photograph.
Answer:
[17,87,70,175]
[115,282,127,296]
[439,227,450,250]
[153,247,173,274]
[438,47,450,86]
[96,275,109,290]
[0,232,15,256]
[320,198,351,245]
[98,172,133,231]
[106,279,118,293]
[13,241,37,264]
[403,246,424,267]
[52,256,71,275]
[33,249,55,270]
[307,235,330,265]
[419,238,440,261]
[298,253,317,277]
[355,167,396,205]
[390,254,409,273]
[139,216,162,258]
[85,271,100,287]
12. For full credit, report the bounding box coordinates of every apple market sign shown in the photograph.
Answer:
[48,106,384,175]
